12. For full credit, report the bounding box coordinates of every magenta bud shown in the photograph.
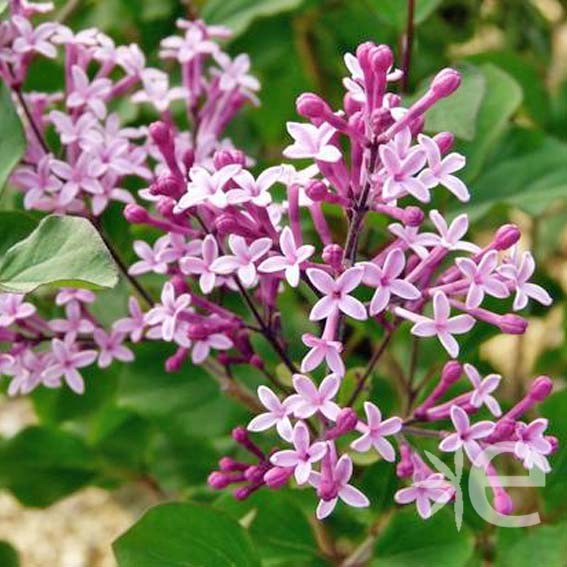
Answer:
[187,324,209,341]
[322,244,344,270]
[151,174,184,197]
[371,45,394,73]
[296,93,329,118]
[494,492,514,515]
[529,376,553,401]
[343,92,362,115]
[232,426,249,444]
[219,457,240,471]
[156,196,176,217]
[498,314,528,335]
[441,361,462,385]
[384,93,401,108]
[402,206,425,227]
[182,148,195,171]
[305,180,328,201]
[371,107,395,134]
[433,131,454,154]
[409,115,425,137]
[249,354,264,369]
[208,471,231,490]
[149,121,171,145]
[431,68,461,98]
[124,203,149,224]
[165,354,183,373]
[336,408,358,433]
[244,465,265,483]
[213,149,246,169]
[490,418,517,442]
[215,214,238,235]
[233,486,253,500]
[396,460,414,478]
[494,224,521,251]
[264,466,293,489]
[546,436,559,453]
[356,41,374,68]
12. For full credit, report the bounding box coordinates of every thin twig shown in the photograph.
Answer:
[401,0,416,93]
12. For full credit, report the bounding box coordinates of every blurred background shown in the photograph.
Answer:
[1,0,567,565]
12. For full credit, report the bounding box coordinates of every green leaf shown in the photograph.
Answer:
[369,0,444,30]
[0,215,118,293]
[0,426,97,507]
[372,509,474,567]
[202,0,304,37]
[0,211,37,256]
[0,541,19,567]
[113,501,261,567]
[495,523,567,567]
[423,65,486,141]
[0,83,26,192]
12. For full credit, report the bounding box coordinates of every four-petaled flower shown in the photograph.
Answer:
[180,235,220,294]
[93,329,134,368]
[258,227,314,288]
[425,210,480,253]
[514,418,552,473]
[288,374,341,421]
[301,333,345,377]
[0,294,36,327]
[380,143,428,202]
[228,166,282,207]
[464,364,502,417]
[191,333,232,364]
[248,385,295,441]
[129,237,171,276]
[283,122,341,163]
[394,472,455,519]
[49,301,95,340]
[270,421,327,485]
[113,297,145,342]
[145,282,191,342]
[67,65,112,119]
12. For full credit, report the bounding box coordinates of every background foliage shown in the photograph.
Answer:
[1,0,567,565]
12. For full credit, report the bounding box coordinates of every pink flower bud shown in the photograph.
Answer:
[151,174,184,197]
[494,224,521,251]
[208,471,231,490]
[219,457,246,472]
[409,115,425,137]
[296,93,329,118]
[344,92,362,115]
[124,203,149,224]
[233,486,254,500]
[326,408,358,439]
[305,180,328,201]
[155,197,176,217]
[546,436,559,453]
[371,108,395,134]
[244,464,266,483]
[213,149,246,169]
[249,354,264,369]
[356,41,374,69]
[529,376,553,401]
[498,314,528,335]
[264,466,293,489]
[402,206,425,227]
[232,427,249,444]
[433,131,454,154]
[371,45,394,73]
[149,121,171,145]
[431,68,461,98]
[494,491,514,515]
[441,360,462,385]
[182,148,195,171]
[322,244,343,270]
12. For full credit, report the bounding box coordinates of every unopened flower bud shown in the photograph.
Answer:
[344,92,362,115]
[208,471,231,490]
[151,174,184,197]
[431,68,461,98]
[498,314,528,335]
[213,149,246,169]
[326,408,358,440]
[402,206,425,227]
[371,45,394,73]
[219,457,244,472]
[149,120,171,145]
[244,465,265,483]
[409,115,425,137]
[264,466,293,489]
[305,180,328,201]
[441,361,462,385]
[546,436,559,453]
[322,244,343,270]
[371,108,394,134]
[124,203,149,224]
[433,131,454,154]
[494,224,521,251]
[182,148,195,171]
[234,486,254,500]
[156,196,176,217]
[494,491,514,515]
[249,354,264,369]
[296,93,329,118]
[529,376,553,401]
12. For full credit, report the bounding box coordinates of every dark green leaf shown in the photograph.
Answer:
[0,541,19,567]
[0,83,26,192]
[369,0,444,30]
[0,211,37,256]
[113,501,261,567]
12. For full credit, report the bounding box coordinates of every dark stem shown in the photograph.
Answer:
[13,87,50,154]
[401,0,416,93]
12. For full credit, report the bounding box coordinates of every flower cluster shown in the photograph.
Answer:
[0,2,556,522]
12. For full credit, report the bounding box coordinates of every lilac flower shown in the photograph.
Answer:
[49,111,97,146]
[214,53,260,95]
[50,152,105,199]
[380,143,428,202]
[129,237,171,276]
[180,235,220,294]
[394,472,455,519]
[283,122,341,163]
[159,25,217,63]
[388,223,436,259]
[11,16,57,58]
[91,182,134,216]
[211,235,272,287]
[301,333,344,377]
[67,65,111,119]
[55,288,96,306]
[191,333,232,364]
[175,164,241,211]
[456,251,509,308]
[307,267,367,321]
[11,154,62,210]
[271,421,327,485]
[131,68,188,113]
[418,134,469,202]
[288,374,341,421]
[228,166,282,207]
[4,350,45,397]
[362,249,420,315]
[408,291,475,358]
[113,297,145,342]
[309,454,370,519]
[464,363,502,417]
[248,385,295,441]
[499,248,552,311]
[439,405,494,463]
[514,418,552,473]
[145,282,191,342]
[258,227,315,288]
[49,301,95,339]
[0,294,36,327]
[42,337,97,394]
[351,402,402,461]
[424,210,480,254]
[93,329,134,368]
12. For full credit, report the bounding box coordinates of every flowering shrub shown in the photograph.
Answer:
[0,1,565,565]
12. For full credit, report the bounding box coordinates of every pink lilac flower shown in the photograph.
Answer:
[300,333,345,377]
[417,134,469,202]
[247,385,295,441]
[228,166,282,207]
[258,227,315,288]
[439,405,494,463]
[283,122,341,163]
[4,350,45,396]
[514,418,552,473]
[499,248,552,311]
[67,65,112,119]
[145,282,191,342]
[362,249,420,315]
[11,154,62,210]
[91,181,134,216]
[211,235,272,287]
[351,402,402,461]
[113,297,145,342]
[55,288,96,306]
[388,223,436,259]
[380,142,428,202]
[129,237,171,276]
[175,164,241,210]
[288,374,341,421]
[214,53,260,95]
[159,25,217,63]
[50,152,105,199]
[0,294,36,327]
[191,333,232,364]
[455,250,509,308]
[394,471,455,519]
[93,329,134,368]
[425,210,480,253]
[464,363,502,417]
[407,291,475,358]
[49,301,95,339]
[42,337,97,394]
[309,453,370,519]
[49,111,97,145]
[11,16,57,58]
[131,68,188,113]
[307,267,367,321]
[180,235,220,294]
[270,421,327,485]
